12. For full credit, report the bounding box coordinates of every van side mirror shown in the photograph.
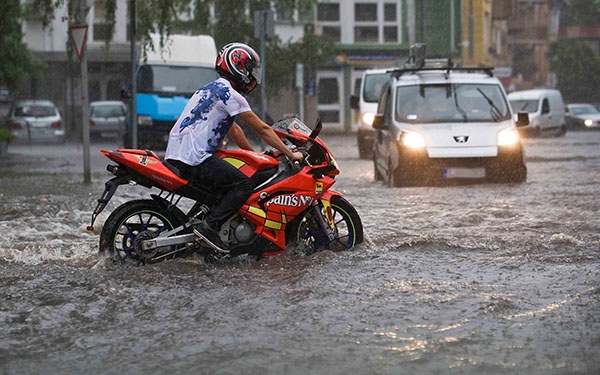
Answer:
[515,111,529,128]
[350,95,359,110]
[372,114,387,130]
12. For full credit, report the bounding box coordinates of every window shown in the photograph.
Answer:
[317,3,339,21]
[396,84,511,123]
[384,3,397,21]
[355,3,377,21]
[93,2,112,41]
[355,26,378,42]
[384,26,397,42]
[322,26,341,41]
[318,78,339,104]
[542,98,550,114]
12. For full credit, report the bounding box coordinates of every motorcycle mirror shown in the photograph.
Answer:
[310,117,322,139]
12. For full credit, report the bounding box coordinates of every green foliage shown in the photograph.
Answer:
[0,128,15,143]
[0,0,43,92]
[560,0,600,27]
[549,39,600,103]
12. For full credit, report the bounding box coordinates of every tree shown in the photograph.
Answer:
[549,39,600,103]
[560,0,600,26]
[0,0,43,92]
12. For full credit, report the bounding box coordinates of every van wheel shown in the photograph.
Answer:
[388,160,409,187]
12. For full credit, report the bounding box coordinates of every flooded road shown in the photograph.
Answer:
[1,132,599,374]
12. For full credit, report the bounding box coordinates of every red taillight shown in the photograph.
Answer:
[8,122,23,130]
[89,120,95,127]
[50,120,63,129]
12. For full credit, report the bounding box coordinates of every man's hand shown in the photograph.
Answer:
[289,151,304,162]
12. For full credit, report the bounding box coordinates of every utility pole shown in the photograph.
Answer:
[254,10,274,121]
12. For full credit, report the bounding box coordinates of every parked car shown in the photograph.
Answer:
[507,89,567,137]
[5,100,65,143]
[89,101,128,141]
[565,103,600,130]
[372,48,528,187]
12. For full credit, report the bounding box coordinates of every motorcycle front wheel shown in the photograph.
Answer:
[99,199,187,264]
[287,195,364,255]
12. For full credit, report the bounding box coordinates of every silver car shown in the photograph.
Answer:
[89,101,128,140]
[6,100,65,143]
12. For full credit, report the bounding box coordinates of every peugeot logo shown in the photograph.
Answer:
[453,135,469,143]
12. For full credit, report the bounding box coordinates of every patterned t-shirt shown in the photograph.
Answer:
[165,77,251,166]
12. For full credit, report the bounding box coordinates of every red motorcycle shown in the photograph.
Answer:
[88,117,364,263]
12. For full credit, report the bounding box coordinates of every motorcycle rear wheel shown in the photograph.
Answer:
[287,196,364,255]
[99,199,187,264]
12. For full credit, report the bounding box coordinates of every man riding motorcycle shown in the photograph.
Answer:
[164,42,303,252]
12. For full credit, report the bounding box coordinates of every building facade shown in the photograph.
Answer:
[18,0,516,138]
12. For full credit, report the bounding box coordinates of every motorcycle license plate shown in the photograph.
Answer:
[442,167,485,179]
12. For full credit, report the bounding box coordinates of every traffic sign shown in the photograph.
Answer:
[69,24,88,60]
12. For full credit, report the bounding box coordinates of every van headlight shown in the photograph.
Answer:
[497,128,520,146]
[361,112,375,126]
[584,119,594,127]
[400,131,426,148]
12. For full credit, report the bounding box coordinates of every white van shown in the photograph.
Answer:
[507,89,567,137]
[372,57,529,187]
[350,69,392,159]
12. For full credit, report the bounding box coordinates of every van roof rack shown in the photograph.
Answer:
[389,43,494,78]
[389,66,495,79]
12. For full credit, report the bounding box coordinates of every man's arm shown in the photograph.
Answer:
[228,122,254,151]
[237,110,303,161]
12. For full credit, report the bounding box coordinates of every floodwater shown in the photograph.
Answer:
[0,132,599,375]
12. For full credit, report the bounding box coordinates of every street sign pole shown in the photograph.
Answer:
[70,1,91,184]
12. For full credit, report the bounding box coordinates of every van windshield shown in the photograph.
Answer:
[396,83,511,123]
[509,99,538,113]
[137,65,218,96]
[363,72,391,102]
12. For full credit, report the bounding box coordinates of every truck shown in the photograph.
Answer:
[132,34,218,149]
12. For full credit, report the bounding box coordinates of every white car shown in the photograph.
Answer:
[89,101,128,140]
[372,49,528,187]
[5,100,65,143]
[565,103,600,130]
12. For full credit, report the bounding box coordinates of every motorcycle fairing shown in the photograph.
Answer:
[239,174,337,249]
[101,149,188,190]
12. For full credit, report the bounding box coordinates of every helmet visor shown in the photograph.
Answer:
[251,65,262,84]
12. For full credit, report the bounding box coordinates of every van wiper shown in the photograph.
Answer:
[477,88,502,122]
[453,88,468,122]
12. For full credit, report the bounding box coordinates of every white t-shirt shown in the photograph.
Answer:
[165,78,251,166]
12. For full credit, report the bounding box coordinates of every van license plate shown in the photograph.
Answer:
[443,167,485,179]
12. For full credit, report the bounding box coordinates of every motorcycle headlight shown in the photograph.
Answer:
[400,131,426,148]
[497,127,520,146]
[584,119,594,127]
